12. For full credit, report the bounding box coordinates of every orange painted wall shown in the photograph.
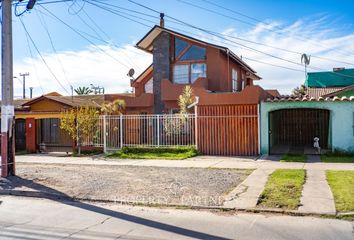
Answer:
[25,118,36,153]
[29,99,70,112]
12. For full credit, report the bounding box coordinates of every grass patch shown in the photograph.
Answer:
[72,149,103,157]
[280,154,306,162]
[106,146,198,160]
[321,155,354,163]
[258,169,305,210]
[326,170,354,212]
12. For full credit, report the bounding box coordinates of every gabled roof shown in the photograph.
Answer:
[136,25,260,78]
[305,68,354,87]
[322,85,354,98]
[306,87,346,98]
[23,94,106,108]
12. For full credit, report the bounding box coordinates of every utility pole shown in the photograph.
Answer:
[1,0,15,177]
[20,72,29,99]
[29,87,33,99]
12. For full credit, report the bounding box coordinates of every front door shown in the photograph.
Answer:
[15,119,26,152]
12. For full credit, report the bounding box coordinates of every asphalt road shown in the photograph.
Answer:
[0,196,352,240]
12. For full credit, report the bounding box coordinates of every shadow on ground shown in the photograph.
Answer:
[0,176,229,240]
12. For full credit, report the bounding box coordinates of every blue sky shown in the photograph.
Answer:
[8,0,354,97]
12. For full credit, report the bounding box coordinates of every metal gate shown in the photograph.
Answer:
[269,108,330,154]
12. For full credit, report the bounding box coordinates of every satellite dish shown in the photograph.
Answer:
[127,68,135,78]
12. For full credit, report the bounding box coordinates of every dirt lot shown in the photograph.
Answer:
[1,163,252,206]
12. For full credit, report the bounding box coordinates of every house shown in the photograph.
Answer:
[130,24,271,114]
[305,68,354,98]
[260,92,354,155]
[258,68,354,155]
[11,20,275,156]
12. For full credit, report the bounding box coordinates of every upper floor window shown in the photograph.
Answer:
[173,63,206,84]
[144,78,153,93]
[232,69,238,92]
[174,37,206,61]
[175,38,188,57]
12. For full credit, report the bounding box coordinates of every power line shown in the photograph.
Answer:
[22,19,45,95]
[36,9,73,89]
[127,0,354,80]
[179,0,354,58]
[97,0,354,67]
[38,5,132,70]
[71,1,142,71]
[19,16,70,95]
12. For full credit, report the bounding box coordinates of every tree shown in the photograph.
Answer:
[75,86,93,95]
[178,86,195,114]
[163,86,196,138]
[292,84,306,97]
[100,99,126,115]
[60,106,99,155]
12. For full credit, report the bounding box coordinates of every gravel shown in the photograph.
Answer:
[2,163,252,206]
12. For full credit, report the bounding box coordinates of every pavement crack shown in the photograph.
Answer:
[61,216,111,239]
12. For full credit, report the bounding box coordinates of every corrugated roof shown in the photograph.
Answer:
[305,68,354,87]
[265,95,354,102]
[306,87,346,98]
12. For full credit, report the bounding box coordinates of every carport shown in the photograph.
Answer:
[268,108,330,154]
[260,97,354,155]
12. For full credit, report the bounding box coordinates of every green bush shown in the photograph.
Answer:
[107,146,199,160]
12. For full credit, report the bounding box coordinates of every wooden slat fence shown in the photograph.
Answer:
[197,104,259,156]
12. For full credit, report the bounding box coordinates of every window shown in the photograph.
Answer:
[173,63,206,84]
[144,78,153,93]
[173,64,189,84]
[191,63,206,83]
[232,69,238,92]
[180,45,206,61]
[175,38,188,57]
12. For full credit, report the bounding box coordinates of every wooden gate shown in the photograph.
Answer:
[197,104,259,156]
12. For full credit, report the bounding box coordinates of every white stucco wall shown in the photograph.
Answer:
[260,101,354,154]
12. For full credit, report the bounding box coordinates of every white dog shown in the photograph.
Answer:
[313,137,321,154]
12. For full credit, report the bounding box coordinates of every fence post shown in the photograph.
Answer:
[194,106,198,150]
[103,115,107,153]
[120,114,123,149]
[157,115,160,147]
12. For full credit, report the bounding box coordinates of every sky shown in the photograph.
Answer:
[5,0,354,98]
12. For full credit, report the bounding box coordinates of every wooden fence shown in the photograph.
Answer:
[197,104,259,156]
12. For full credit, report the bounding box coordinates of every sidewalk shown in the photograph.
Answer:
[15,154,354,171]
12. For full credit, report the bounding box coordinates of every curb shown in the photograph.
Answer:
[1,189,350,219]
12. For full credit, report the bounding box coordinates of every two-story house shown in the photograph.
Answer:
[128,22,273,114]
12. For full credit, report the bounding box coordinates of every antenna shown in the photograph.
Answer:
[127,68,135,79]
[301,53,311,87]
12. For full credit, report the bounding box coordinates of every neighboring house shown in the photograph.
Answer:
[305,68,354,98]
[260,96,354,155]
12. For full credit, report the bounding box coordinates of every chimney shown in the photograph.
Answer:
[160,13,165,28]
[333,67,345,72]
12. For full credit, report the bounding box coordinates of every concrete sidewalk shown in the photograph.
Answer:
[15,154,354,171]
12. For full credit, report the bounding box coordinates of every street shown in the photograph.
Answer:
[0,196,352,240]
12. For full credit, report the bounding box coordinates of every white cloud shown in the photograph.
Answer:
[221,17,354,94]
[13,44,151,98]
[12,16,354,97]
